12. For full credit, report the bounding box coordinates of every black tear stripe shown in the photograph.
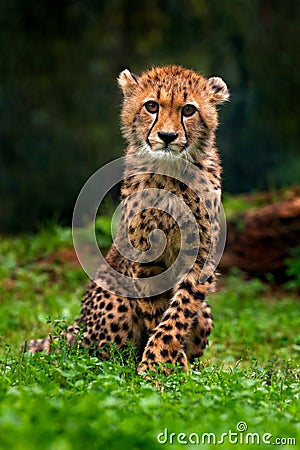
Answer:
[146,111,159,147]
[180,115,189,148]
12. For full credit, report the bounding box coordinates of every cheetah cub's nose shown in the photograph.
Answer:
[158,131,178,145]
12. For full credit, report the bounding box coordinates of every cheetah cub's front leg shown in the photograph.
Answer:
[138,266,213,374]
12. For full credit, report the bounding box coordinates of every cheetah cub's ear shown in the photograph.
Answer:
[206,77,230,105]
[118,69,139,97]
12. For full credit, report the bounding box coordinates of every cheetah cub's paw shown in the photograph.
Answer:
[137,348,189,376]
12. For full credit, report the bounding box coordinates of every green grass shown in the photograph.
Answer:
[0,226,299,449]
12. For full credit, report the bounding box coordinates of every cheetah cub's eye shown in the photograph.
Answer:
[182,104,197,117]
[144,101,159,114]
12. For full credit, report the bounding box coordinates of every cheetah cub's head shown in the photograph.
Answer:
[118,65,229,160]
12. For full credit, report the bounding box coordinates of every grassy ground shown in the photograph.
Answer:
[0,225,299,449]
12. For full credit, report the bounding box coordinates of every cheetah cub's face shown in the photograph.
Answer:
[118,65,229,159]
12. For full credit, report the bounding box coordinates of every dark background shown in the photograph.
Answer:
[1,0,299,232]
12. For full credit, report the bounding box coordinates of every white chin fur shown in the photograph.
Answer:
[138,143,194,163]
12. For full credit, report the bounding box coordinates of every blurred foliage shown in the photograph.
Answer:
[0,0,299,231]
[285,246,300,291]
[223,187,298,221]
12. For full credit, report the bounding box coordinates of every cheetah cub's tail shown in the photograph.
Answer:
[23,323,80,354]
[24,337,51,354]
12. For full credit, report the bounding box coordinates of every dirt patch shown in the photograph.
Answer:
[220,187,300,279]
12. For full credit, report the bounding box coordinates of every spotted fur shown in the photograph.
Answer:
[28,65,229,374]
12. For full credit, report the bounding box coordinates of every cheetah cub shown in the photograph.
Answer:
[29,65,229,374]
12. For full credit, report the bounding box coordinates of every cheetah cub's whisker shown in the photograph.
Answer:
[28,65,229,375]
